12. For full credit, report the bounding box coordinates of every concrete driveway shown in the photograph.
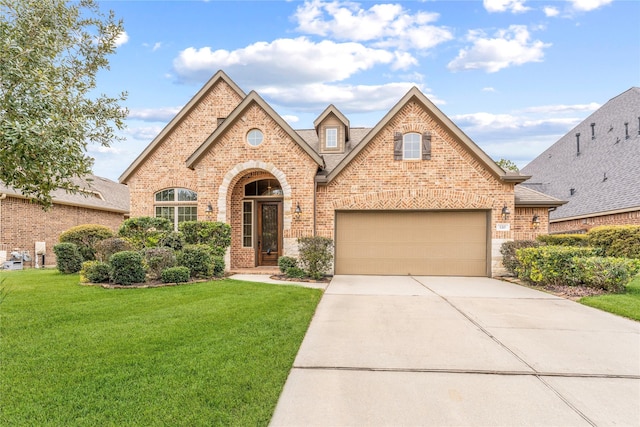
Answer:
[270,275,640,426]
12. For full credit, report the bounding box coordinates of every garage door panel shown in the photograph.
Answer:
[335,211,488,276]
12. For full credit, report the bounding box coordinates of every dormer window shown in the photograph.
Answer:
[326,128,338,148]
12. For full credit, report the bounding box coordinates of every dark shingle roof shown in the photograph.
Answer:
[521,87,640,220]
[0,175,130,213]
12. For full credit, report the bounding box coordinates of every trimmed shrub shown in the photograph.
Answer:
[588,226,640,258]
[278,256,298,273]
[298,236,333,280]
[80,261,110,283]
[143,247,177,280]
[536,234,589,247]
[159,231,185,251]
[212,256,225,278]
[572,256,640,293]
[178,221,231,256]
[500,240,540,276]
[515,246,598,286]
[53,242,83,274]
[177,244,213,278]
[118,217,173,250]
[59,224,114,261]
[161,266,191,284]
[94,237,132,262]
[285,266,306,279]
[109,251,146,285]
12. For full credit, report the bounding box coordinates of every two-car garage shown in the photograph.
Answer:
[334,211,489,277]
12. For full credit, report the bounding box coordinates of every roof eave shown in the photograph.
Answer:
[119,70,246,183]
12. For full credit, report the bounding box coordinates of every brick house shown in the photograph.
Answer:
[522,87,640,234]
[0,175,129,267]
[120,71,562,277]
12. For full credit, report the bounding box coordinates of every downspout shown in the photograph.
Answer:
[313,181,317,237]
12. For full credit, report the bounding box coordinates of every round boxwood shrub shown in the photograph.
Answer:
[59,224,114,261]
[53,242,83,274]
[81,261,110,283]
[109,251,146,285]
[161,266,191,284]
[143,247,177,280]
[177,244,213,278]
[278,256,298,273]
[159,231,185,251]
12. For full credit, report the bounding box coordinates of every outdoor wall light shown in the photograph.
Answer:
[205,202,213,218]
[532,214,540,229]
[501,205,511,220]
[294,203,302,219]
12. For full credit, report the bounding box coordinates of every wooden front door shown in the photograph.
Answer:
[257,202,282,266]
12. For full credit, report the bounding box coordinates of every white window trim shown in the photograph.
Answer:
[325,127,338,148]
[403,132,421,160]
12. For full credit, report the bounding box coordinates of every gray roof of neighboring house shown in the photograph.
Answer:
[521,87,640,221]
[0,175,130,214]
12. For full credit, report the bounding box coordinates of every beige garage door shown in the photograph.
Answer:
[335,211,488,276]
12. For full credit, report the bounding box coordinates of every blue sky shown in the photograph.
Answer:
[90,0,640,181]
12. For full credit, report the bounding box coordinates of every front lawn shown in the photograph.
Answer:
[580,275,640,321]
[0,269,322,426]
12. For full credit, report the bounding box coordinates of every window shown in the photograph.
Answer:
[244,179,283,197]
[243,201,253,247]
[403,133,421,160]
[326,127,338,148]
[154,188,198,230]
[247,129,264,146]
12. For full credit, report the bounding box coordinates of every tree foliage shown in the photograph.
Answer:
[496,158,519,172]
[0,0,127,208]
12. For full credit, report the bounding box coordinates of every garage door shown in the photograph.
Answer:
[335,211,488,276]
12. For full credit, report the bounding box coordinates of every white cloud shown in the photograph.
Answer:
[521,103,600,114]
[293,0,453,50]
[115,31,129,47]
[282,115,300,124]
[447,25,551,73]
[483,0,530,13]
[570,0,613,12]
[173,37,409,85]
[543,6,560,17]
[482,87,496,92]
[128,107,183,122]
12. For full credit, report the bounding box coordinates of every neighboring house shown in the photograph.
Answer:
[120,70,562,277]
[522,87,640,234]
[0,175,129,267]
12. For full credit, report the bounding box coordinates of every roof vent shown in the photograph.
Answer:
[603,172,608,182]
[576,133,580,155]
[570,188,576,196]
[591,123,596,140]
[638,117,640,135]
[625,122,629,139]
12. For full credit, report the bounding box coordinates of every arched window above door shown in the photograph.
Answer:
[244,179,283,197]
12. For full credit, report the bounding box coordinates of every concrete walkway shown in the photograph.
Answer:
[270,275,640,426]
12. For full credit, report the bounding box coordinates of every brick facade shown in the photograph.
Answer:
[0,196,125,267]
[550,210,640,234]
[121,71,555,277]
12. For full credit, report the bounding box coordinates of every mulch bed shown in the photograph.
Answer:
[269,274,332,284]
[499,276,607,300]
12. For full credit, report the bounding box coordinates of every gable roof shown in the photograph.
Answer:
[313,104,350,141]
[521,87,640,221]
[514,185,565,208]
[317,86,529,184]
[186,91,324,168]
[0,175,130,213]
[119,70,245,183]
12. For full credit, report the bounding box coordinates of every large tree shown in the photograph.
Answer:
[0,0,127,208]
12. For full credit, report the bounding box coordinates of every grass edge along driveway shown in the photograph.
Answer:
[580,274,640,321]
[0,269,322,426]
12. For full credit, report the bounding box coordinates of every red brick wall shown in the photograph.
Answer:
[514,207,550,241]
[550,210,640,234]
[0,196,124,267]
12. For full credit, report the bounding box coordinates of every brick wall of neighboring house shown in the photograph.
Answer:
[193,102,319,268]
[126,79,244,218]
[550,210,640,234]
[0,196,125,267]
[316,100,516,276]
[514,207,550,241]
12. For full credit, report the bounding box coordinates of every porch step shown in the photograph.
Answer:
[229,267,280,275]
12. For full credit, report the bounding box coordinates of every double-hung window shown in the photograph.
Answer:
[326,127,338,149]
[154,188,198,230]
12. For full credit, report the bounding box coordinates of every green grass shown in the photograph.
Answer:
[0,269,322,426]
[580,275,640,321]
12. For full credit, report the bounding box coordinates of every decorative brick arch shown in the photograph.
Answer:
[217,160,293,229]
[332,189,493,210]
